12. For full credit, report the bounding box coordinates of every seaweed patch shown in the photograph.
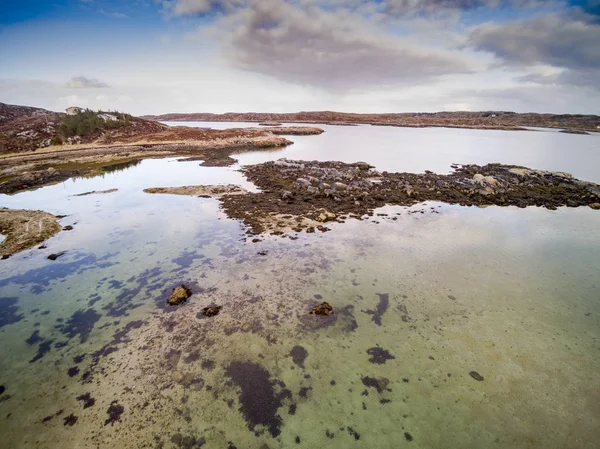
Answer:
[366,347,395,365]
[104,400,124,425]
[289,345,308,368]
[224,361,291,437]
[0,297,23,328]
[362,293,389,326]
[56,308,102,343]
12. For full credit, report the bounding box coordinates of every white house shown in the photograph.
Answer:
[66,106,84,115]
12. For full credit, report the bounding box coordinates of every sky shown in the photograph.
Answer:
[1,0,599,115]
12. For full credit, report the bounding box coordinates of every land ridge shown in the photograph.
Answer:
[141,110,600,132]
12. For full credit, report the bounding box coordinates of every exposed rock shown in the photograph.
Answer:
[589,203,600,210]
[317,211,336,222]
[201,306,222,317]
[62,225,74,231]
[47,252,66,261]
[168,285,192,306]
[280,190,294,200]
[144,185,247,199]
[469,371,484,381]
[71,189,118,197]
[217,160,600,235]
[310,302,333,316]
[0,208,62,256]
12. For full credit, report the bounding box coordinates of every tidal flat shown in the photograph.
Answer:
[0,124,599,449]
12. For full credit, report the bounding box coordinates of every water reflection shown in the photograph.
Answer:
[169,121,600,183]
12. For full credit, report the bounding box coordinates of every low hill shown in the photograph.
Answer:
[0,103,167,155]
[141,110,600,131]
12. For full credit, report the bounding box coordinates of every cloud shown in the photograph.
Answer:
[192,0,476,90]
[469,14,600,70]
[169,0,245,15]
[383,0,501,15]
[66,76,109,88]
[99,10,129,19]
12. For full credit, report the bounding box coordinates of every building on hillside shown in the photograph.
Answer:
[66,106,84,115]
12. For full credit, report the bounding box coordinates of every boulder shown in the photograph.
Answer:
[280,190,294,200]
[168,285,192,306]
[310,302,333,316]
[201,306,221,317]
[589,203,600,210]
[295,178,310,187]
[317,211,337,222]
[333,182,347,191]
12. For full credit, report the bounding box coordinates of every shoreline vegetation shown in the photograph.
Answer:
[141,110,600,133]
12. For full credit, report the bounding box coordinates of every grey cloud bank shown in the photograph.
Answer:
[66,76,109,89]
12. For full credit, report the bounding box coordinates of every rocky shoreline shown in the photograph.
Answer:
[0,126,324,194]
[213,159,600,235]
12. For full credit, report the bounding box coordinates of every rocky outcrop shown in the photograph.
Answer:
[144,185,248,198]
[217,159,600,235]
[0,208,62,256]
[310,302,333,316]
[167,285,192,306]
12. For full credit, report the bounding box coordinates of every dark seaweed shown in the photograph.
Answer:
[76,392,95,408]
[366,347,395,365]
[63,414,78,426]
[289,345,308,368]
[362,293,389,326]
[104,400,124,425]
[25,330,43,345]
[0,297,23,328]
[56,308,102,343]
[224,361,290,437]
[30,339,54,363]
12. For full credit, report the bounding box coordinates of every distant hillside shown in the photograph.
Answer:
[0,102,53,125]
[142,110,600,131]
[0,102,167,154]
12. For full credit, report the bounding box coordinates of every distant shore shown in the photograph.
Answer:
[141,111,600,133]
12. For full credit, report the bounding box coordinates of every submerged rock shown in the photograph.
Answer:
[168,285,192,306]
[310,302,333,316]
[469,371,484,381]
[201,305,222,317]
[47,251,66,261]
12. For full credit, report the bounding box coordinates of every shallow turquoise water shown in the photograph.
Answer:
[0,127,599,448]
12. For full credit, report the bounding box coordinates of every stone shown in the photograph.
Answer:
[310,302,333,316]
[201,306,221,317]
[469,371,484,381]
[317,211,336,222]
[589,203,600,210]
[333,182,347,191]
[356,162,371,170]
[280,190,294,200]
[62,225,74,231]
[47,251,66,261]
[167,285,192,306]
[295,178,310,187]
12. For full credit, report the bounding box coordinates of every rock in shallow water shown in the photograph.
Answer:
[310,302,333,316]
[168,285,192,306]
[469,371,484,381]
[201,305,222,317]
